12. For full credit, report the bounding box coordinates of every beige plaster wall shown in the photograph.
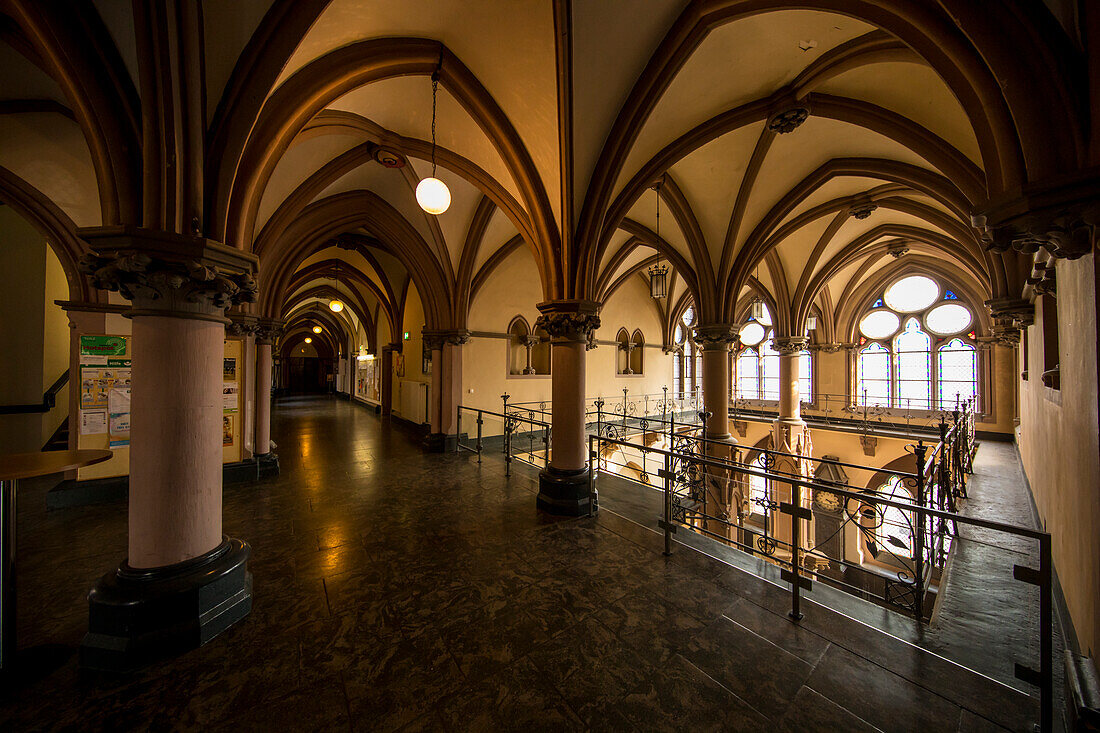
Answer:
[1018,253,1100,655]
[0,206,47,454]
[41,248,70,446]
[462,245,674,419]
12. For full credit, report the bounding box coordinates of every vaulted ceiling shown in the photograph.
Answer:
[0,0,1087,347]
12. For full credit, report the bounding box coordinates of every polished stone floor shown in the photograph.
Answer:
[3,396,1040,731]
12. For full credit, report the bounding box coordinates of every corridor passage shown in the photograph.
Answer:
[6,397,1034,731]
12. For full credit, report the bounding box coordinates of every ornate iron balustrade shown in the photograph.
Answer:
[455,405,549,476]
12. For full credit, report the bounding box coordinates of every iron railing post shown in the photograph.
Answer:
[476,409,483,463]
[587,434,596,518]
[663,452,673,555]
[787,481,804,621]
[455,407,462,453]
[913,441,928,621]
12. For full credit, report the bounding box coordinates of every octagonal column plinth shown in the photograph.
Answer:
[77,229,258,672]
[534,300,601,516]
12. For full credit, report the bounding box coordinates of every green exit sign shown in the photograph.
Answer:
[403,331,410,340]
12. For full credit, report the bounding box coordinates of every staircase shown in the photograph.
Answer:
[42,417,69,452]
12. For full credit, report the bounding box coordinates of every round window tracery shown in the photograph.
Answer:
[884,275,939,312]
[925,303,972,335]
[859,310,901,340]
[739,322,765,346]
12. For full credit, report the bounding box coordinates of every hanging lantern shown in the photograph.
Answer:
[417,52,450,215]
[304,337,313,344]
[750,299,765,321]
[649,179,668,299]
[330,261,345,312]
[805,315,818,332]
[312,326,322,334]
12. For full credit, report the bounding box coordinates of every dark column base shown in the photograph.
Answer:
[537,466,594,516]
[81,538,252,673]
[424,433,461,453]
[255,452,280,478]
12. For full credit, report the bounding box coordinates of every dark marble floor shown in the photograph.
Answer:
[3,396,1039,731]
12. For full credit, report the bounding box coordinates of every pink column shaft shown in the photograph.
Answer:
[702,348,731,438]
[429,348,443,433]
[128,315,223,568]
[550,339,586,471]
[779,352,801,422]
[255,342,272,455]
[439,343,462,436]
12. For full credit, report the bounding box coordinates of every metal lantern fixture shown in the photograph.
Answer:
[416,50,451,215]
[750,299,765,321]
[805,315,818,332]
[647,179,669,299]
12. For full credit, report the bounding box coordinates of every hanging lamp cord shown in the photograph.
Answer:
[430,49,443,177]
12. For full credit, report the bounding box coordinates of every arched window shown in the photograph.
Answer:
[736,348,759,399]
[676,305,700,396]
[748,453,768,511]
[531,326,550,374]
[616,328,631,374]
[798,347,813,402]
[855,275,980,410]
[760,334,780,400]
[876,476,914,559]
[673,322,685,393]
[938,338,977,408]
[894,318,932,410]
[631,330,645,375]
[507,317,531,375]
[857,342,891,407]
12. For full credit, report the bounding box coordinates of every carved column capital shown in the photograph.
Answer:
[254,318,285,345]
[535,299,601,342]
[772,336,810,355]
[692,324,739,351]
[984,296,1033,346]
[227,315,258,338]
[78,227,258,321]
[422,328,471,350]
[973,171,1100,260]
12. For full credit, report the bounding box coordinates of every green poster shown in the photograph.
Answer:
[80,336,127,357]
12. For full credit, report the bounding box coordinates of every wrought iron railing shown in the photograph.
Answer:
[455,406,549,476]
[588,425,1052,731]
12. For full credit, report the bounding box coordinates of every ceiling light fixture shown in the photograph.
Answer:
[312,326,322,334]
[329,261,345,313]
[648,178,668,300]
[416,49,450,215]
[304,337,312,344]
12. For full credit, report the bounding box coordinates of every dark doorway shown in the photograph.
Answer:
[286,357,328,393]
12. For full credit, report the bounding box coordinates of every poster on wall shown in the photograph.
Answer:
[222,383,239,410]
[223,414,234,447]
[79,335,127,365]
[223,358,236,381]
[80,367,132,409]
[80,410,107,435]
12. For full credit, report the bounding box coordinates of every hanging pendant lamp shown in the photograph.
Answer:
[329,261,345,313]
[416,51,450,215]
[648,179,668,299]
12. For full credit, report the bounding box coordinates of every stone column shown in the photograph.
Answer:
[78,231,257,672]
[770,336,813,561]
[253,319,283,465]
[534,300,601,515]
[423,329,470,452]
[694,325,740,540]
[380,342,399,416]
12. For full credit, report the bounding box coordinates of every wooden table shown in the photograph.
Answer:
[0,449,111,670]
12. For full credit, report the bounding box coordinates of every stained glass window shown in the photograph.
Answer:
[872,298,884,308]
[737,348,759,399]
[857,342,891,406]
[673,350,683,395]
[761,332,780,400]
[799,349,813,402]
[876,477,913,559]
[938,338,977,409]
[748,453,768,512]
[894,318,932,410]
[944,290,958,300]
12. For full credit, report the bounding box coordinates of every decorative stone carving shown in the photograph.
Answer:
[859,433,877,457]
[984,296,1034,346]
[767,106,809,134]
[535,300,601,342]
[772,336,809,355]
[972,173,1100,260]
[585,332,599,350]
[1028,262,1057,296]
[808,342,843,353]
[849,202,878,220]
[80,251,257,309]
[372,147,405,168]
[732,420,748,438]
[692,324,738,350]
[886,240,910,258]
[422,329,471,351]
[254,320,285,345]
[227,318,258,338]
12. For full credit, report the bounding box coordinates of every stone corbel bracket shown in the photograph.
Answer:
[972,171,1100,260]
[422,329,471,351]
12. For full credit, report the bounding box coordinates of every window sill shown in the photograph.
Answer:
[506,373,551,380]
